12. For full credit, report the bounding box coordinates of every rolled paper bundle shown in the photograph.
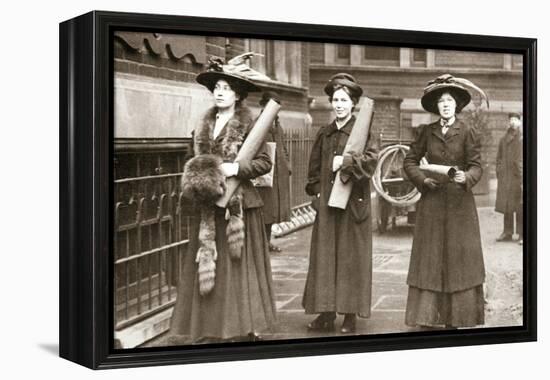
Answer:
[215,99,281,208]
[328,97,375,209]
[419,163,458,179]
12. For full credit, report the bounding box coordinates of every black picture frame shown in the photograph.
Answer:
[59,10,537,369]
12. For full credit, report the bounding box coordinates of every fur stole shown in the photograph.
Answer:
[181,104,252,296]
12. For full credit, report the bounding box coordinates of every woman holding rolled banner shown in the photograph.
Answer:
[403,74,487,329]
[303,73,378,334]
[169,57,277,344]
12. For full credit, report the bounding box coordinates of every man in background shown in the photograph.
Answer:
[495,112,523,245]
[257,91,292,252]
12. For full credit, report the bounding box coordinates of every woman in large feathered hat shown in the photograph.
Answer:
[403,74,489,329]
[169,54,277,344]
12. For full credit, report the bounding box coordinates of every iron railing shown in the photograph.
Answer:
[114,139,193,330]
[113,127,316,330]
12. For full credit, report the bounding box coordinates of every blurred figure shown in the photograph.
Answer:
[495,112,523,244]
[256,91,292,252]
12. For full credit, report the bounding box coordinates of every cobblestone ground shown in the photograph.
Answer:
[150,188,523,347]
[263,199,523,340]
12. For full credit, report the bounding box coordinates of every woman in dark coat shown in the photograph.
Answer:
[495,112,523,243]
[256,91,292,252]
[403,74,486,328]
[303,73,378,334]
[169,59,277,344]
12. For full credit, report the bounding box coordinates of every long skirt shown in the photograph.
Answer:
[302,205,373,318]
[169,207,277,344]
[405,285,485,327]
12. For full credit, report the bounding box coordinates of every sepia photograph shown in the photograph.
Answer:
[112,30,525,349]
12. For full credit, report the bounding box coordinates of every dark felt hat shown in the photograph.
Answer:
[259,90,281,106]
[323,73,363,98]
[508,112,522,119]
[421,74,472,114]
[196,58,260,94]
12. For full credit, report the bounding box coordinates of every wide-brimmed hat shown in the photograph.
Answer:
[196,55,262,94]
[421,74,472,114]
[508,112,522,119]
[259,90,281,106]
[324,73,363,99]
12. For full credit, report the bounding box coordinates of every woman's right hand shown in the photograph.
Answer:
[311,193,320,212]
[423,178,440,190]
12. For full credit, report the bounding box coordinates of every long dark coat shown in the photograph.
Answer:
[257,117,292,224]
[302,116,378,317]
[403,119,485,293]
[170,106,277,343]
[495,128,523,214]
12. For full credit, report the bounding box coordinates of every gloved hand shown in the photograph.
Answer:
[332,155,344,172]
[453,170,466,184]
[220,162,239,177]
[423,177,440,190]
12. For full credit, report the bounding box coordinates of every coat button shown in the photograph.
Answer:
[358,198,363,202]
[333,151,337,154]
[330,180,334,184]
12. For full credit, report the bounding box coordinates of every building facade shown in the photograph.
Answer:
[112,34,523,347]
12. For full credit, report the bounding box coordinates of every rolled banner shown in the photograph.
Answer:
[328,97,375,209]
[419,163,458,179]
[215,99,281,208]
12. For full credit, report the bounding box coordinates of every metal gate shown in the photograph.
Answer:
[113,139,193,331]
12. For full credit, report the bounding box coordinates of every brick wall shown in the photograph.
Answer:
[114,34,224,82]
[435,50,504,68]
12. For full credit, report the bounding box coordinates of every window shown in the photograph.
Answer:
[413,48,427,63]
[338,44,350,59]
[364,46,399,61]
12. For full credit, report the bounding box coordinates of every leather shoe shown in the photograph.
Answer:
[340,314,356,334]
[269,243,282,252]
[248,332,263,342]
[496,233,513,242]
[307,313,336,332]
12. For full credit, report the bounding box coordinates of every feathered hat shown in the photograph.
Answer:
[196,53,269,94]
[421,74,489,114]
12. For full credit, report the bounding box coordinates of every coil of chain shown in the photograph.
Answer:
[372,144,426,207]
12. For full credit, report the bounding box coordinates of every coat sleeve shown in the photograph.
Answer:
[403,125,429,192]
[339,130,378,184]
[235,132,273,180]
[463,125,483,192]
[516,137,523,178]
[305,127,324,196]
[496,137,503,179]
[517,137,523,194]
[276,121,292,174]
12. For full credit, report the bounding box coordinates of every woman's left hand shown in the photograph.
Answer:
[332,155,344,172]
[220,162,239,177]
[454,170,466,184]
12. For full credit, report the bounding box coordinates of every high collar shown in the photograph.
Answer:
[432,118,461,130]
[326,115,356,136]
[440,116,456,127]
[505,127,520,143]
[431,118,462,141]
[506,126,520,136]
[193,104,252,158]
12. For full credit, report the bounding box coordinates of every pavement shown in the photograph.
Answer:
[262,189,523,340]
[148,185,523,346]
